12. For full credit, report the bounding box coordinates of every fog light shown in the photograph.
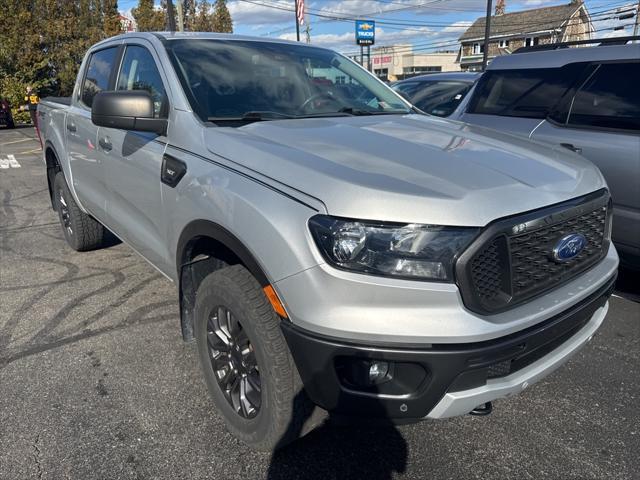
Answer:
[369,361,390,384]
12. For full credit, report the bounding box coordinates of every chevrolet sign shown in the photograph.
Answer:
[355,20,375,46]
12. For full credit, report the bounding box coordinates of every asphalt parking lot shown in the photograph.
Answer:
[0,126,638,480]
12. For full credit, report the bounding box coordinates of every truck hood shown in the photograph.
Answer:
[204,114,605,226]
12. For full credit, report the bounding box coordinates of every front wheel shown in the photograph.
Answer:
[195,265,322,451]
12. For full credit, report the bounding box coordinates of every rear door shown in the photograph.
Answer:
[98,41,172,271]
[66,46,120,221]
[531,61,640,258]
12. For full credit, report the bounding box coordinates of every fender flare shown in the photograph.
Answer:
[176,219,271,341]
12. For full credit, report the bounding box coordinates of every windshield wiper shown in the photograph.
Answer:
[207,111,296,123]
[208,110,357,124]
[338,107,409,116]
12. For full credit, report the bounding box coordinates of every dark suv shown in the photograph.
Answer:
[0,97,15,128]
[457,38,640,268]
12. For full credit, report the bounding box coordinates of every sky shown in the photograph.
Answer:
[117,0,638,54]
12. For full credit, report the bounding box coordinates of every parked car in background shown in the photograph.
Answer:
[457,39,640,268]
[0,96,15,128]
[392,72,481,117]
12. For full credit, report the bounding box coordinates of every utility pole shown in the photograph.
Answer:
[166,0,176,32]
[294,0,301,41]
[481,0,493,71]
[634,0,640,38]
[176,0,184,32]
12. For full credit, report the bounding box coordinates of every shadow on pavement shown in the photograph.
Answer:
[267,419,407,480]
[615,266,639,303]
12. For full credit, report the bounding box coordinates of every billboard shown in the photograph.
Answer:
[355,20,375,46]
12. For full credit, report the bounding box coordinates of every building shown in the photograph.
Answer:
[458,0,593,71]
[119,13,137,33]
[352,45,460,81]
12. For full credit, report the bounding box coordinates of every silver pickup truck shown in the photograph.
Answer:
[38,33,618,451]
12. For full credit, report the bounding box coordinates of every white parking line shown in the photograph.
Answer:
[0,155,21,169]
[8,154,21,168]
[0,138,32,146]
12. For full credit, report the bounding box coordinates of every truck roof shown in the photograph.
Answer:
[93,31,318,49]
[488,43,640,70]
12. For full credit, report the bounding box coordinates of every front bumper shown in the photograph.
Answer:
[281,275,615,420]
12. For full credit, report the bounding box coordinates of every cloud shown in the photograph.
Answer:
[228,1,293,26]
[279,23,464,54]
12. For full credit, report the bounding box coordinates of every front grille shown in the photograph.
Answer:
[509,206,606,298]
[457,190,610,314]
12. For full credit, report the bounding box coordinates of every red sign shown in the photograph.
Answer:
[373,56,392,65]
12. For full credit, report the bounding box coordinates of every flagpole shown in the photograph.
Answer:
[294,0,301,41]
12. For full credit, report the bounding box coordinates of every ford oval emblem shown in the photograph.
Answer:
[552,233,587,263]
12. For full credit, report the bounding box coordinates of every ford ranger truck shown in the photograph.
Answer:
[38,33,618,451]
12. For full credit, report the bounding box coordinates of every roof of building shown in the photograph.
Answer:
[459,2,585,42]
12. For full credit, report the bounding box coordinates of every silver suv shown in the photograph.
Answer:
[38,33,618,450]
[457,40,640,268]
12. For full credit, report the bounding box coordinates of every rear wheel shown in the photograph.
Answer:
[195,265,322,451]
[53,172,106,251]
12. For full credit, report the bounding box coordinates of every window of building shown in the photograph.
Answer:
[374,68,389,80]
[402,66,442,75]
[498,39,510,48]
[117,46,167,118]
[525,37,539,47]
[567,62,640,131]
[472,43,484,54]
[80,47,119,108]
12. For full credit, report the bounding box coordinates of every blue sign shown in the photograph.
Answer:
[355,20,375,46]
[552,233,587,262]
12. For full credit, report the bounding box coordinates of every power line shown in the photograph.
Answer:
[243,0,634,35]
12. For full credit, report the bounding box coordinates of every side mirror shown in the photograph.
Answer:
[91,91,167,135]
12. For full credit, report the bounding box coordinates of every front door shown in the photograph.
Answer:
[97,42,172,272]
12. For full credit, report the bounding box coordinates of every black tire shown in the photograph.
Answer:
[53,172,106,251]
[7,120,15,129]
[195,265,323,451]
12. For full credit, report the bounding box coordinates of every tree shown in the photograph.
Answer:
[211,0,233,33]
[132,0,164,32]
[103,0,123,37]
[183,0,198,31]
[193,0,211,31]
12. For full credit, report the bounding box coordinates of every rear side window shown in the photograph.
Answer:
[116,46,167,118]
[568,63,640,132]
[81,47,118,108]
[468,65,584,119]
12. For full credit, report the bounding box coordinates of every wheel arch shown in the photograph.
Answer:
[176,219,271,342]
[44,141,62,209]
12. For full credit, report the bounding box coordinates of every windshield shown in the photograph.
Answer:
[164,39,411,124]
[394,80,472,117]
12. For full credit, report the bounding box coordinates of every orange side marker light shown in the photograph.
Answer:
[263,285,288,319]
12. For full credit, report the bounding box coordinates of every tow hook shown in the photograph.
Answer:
[469,402,493,416]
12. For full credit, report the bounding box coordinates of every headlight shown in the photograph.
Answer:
[308,215,478,281]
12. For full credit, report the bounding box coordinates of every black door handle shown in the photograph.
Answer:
[66,122,76,133]
[99,137,112,152]
[560,143,582,154]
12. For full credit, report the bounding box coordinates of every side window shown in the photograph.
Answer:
[81,47,118,108]
[117,46,167,118]
[468,64,585,119]
[568,63,640,132]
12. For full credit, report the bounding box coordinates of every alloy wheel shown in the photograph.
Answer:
[207,306,261,419]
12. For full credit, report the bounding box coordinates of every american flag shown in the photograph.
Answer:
[296,0,305,25]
